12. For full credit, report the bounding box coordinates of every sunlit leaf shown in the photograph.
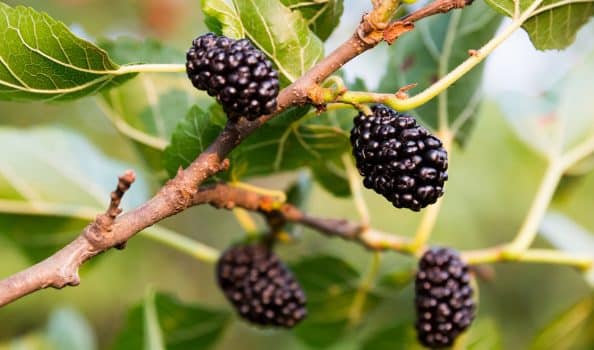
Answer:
[0,3,135,101]
[484,0,594,50]
[280,0,344,40]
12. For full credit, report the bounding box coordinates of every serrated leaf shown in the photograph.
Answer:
[499,53,594,160]
[291,255,379,347]
[164,106,351,184]
[201,0,245,39]
[530,297,593,350]
[0,3,135,101]
[163,105,225,177]
[379,1,501,144]
[539,211,594,287]
[0,127,150,261]
[280,0,344,40]
[113,292,230,350]
[484,0,594,50]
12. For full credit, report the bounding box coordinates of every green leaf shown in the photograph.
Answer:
[0,127,150,261]
[113,292,230,350]
[499,53,594,159]
[291,255,379,347]
[360,322,418,350]
[539,211,594,287]
[99,37,183,65]
[163,105,225,177]
[484,0,594,50]
[201,0,245,39]
[100,37,199,175]
[379,1,502,144]
[530,297,593,350]
[310,158,351,197]
[285,172,313,235]
[231,0,324,84]
[0,3,135,101]
[466,318,503,350]
[46,308,97,350]
[164,106,351,184]
[280,0,344,40]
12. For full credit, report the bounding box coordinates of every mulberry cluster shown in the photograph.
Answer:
[415,247,475,348]
[216,244,307,328]
[186,33,280,121]
[350,105,448,211]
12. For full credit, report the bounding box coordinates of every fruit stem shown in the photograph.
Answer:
[506,161,564,254]
[342,154,371,227]
[140,226,220,263]
[348,252,382,325]
[232,208,260,237]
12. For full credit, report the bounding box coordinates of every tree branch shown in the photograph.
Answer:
[0,1,402,307]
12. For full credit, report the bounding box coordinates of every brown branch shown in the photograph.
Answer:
[0,171,136,306]
[383,0,473,44]
[0,0,455,307]
[192,183,412,253]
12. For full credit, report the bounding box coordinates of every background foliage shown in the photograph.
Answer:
[0,0,593,349]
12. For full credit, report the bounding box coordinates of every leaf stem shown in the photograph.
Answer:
[95,97,168,151]
[323,0,544,111]
[463,247,593,270]
[232,208,260,237]
[342,154,371,227]
[348,252,382,325]
[140,226,220,263]
[506,161,564,254]
[116,63,186,75]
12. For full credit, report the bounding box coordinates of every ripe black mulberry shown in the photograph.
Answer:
[350,105,448,211]
[186,33,279,121]
[415,247,475,348]
[216,244,307,328]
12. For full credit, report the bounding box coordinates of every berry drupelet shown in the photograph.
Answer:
[415,247,475,348]
[186,33,280,121]
[216,244,307,328]
[350,105,448,211]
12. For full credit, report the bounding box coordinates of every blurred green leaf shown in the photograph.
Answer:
[360,322,418,350]
[291,255,379,347]
[310,157,351,197]
[46,308,97,350]
[201,0,245,39]
[466,318,503,350]
[285,172,313,235]
[379,1,501,144]
[0,127,150,261]
[280,0,344,40]
[484,0,593,50]
[377,264,415,292]
[0,307,97,350]
[0,3,135,101]
[530,297,593,350]
[99,37,183,65]
[539,211,594,287]
[113,292,230,350]
[500,53,594,161]
[100,37,200,175]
